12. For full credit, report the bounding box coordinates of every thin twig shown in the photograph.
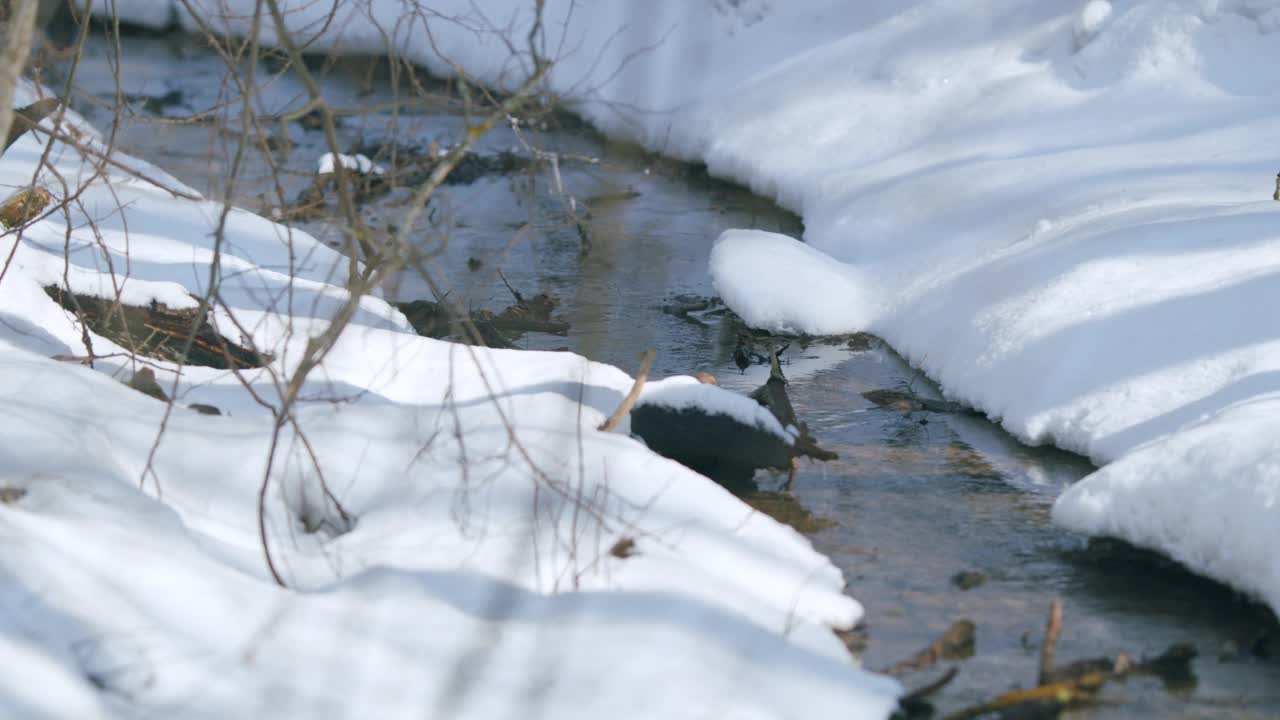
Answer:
[941,672,1108,720]
[496,267,524,304]
[598,350,655,432]
[1040,598,1063,685]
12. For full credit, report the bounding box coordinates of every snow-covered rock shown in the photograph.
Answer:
[317,152,385,176]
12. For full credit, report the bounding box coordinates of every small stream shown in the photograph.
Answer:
[45,26,1280,718]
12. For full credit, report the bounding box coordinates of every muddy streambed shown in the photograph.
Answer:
[43,27,1280,718]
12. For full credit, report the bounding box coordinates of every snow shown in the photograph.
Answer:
[0,83,899,718]
[1053,394,1280,614]
[640,375,794,442]
[317,152,385,176]
[93,0,1280,618]
[1073,1,1113,49]
[710,230,880,337]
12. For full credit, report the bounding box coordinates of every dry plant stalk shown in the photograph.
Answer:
[598,350,656,432]
[1039,597,1064,684]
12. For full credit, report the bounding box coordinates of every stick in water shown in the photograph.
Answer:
[1039,598,1064,684]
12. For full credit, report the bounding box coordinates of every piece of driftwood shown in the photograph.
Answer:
[1041,643,1196,687]
[932,600,1198,720]
[884,620,977,675]
[862,388,978,415]
[936,600,1102,720]
[941,672,1109,720]
[487,273,570,335]
[396,292,568,348]
[44,286,268,369]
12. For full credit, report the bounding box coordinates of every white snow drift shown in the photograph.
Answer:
[98,0,1280,617]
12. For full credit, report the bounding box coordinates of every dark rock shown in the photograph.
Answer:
[630,404,792,494]
[951,570,988,590]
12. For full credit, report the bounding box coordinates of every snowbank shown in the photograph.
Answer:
[710,230,879,336]
[0,85,898,716]
[98,0,1280,615]
[1053,395,1280,614]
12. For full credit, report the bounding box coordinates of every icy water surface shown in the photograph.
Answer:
[46,26,1280,718]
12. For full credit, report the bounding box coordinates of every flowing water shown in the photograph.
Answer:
[43,26,1280,718]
